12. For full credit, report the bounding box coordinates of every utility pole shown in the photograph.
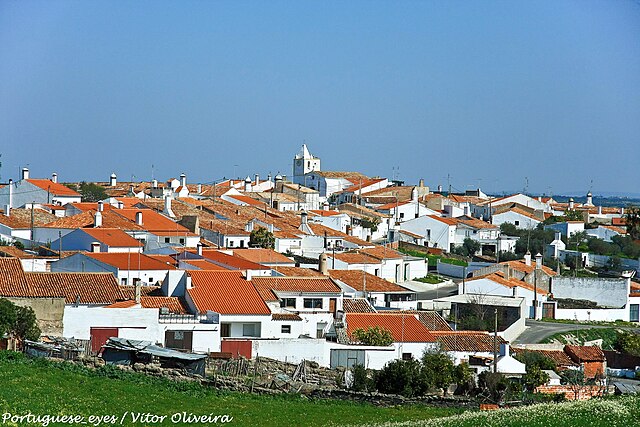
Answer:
[493,308,498,373]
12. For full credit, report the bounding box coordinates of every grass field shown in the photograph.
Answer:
[365,394,640,427]
[0,352,462,427]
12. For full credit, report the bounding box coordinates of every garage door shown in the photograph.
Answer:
[90,328,119,353]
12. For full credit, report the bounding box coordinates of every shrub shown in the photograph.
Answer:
[352,326,394,346]
[375,359,427,397]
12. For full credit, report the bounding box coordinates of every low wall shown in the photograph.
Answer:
[554,307,629,322]
[535,385,610,401]
[551,277,629,308]
[436,261,490,278]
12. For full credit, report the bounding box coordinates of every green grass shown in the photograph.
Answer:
[541,327,622,350]
[415,274,446,284]
[366,395,640,427]
[398,248,468,267]
[0,352,462,427]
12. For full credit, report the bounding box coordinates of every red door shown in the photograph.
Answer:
[90,327,119,353]
[221,340,252,359]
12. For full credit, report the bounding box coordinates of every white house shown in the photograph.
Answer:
[0,169,82,209]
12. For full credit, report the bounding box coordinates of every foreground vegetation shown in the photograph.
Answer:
[541,327,623,350]
[0,352,461,427]
[366,394,640,427]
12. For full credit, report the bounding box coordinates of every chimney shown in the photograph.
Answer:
[97,201,104,212]
[51,173,58,183]
[586,192,593,206]
[499,343,510,357]
[569,198,574,210]
[620,207,625,215]
[267,173,272,182]
[7,179,13,211]
[245,222,254,232]
[535,253,543,270]
[301,211,308,226]
[504,267,511,280]
[94,211,103,227]
[134,279,141,304]
[323,202,330,211]
[437,184,443,193]
[555,232,561,242]
[267,223,274,233]
[135,211,143,225]
[244,176,252,192]
[597,206,602,215]
[163,196,175,218]
[4,205,10,217]
[152,179,158,189]
[180,173,186,188]
[21,168,29,180]
[419,178,425,187]
[255,174,260,186]
[537,196,542,202]
[524,251,531,266]
[411,187,418,202]
[197,183,202,194]
[109,173,117,187]
[197,242,203,256]
[245,270,253,281]
[91,242,100,253]
[185,275,193,290]
[319,253,328,275]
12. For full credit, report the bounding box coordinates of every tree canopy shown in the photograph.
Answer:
[0,299,40,342]
[249,227,275,249]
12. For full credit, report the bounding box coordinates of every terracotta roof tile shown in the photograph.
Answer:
[273,267,324,277]
[329,270,410,293]
[197,250,267,270]
[27,179,81,197]
[501,259,558,277]
[252,277,342,302]
[85,252,176,271]
[182,259,232,270]
[114,209,193,234]
[342,298,376,313]
[382,310,452,331]
[231,249,294,265]
[81,228,143,248]
[187,271,271,315]
[512,348,578,368]
[23,271,124,304]
[432,331,507,352]
[346,313,436,343]
[564,345,605,362]
[271,313,302,321]
[0,209,57,229]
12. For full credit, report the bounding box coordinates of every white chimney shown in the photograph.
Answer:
[91,242,101,253]
[110,173,117,187]
[437,184,443,193]
[94,211,103,227]
[135,211,143,225]
[620,207,625,215]
[569,198,575,210]
[301,211,308,226]
[245,270,253,281]
[244,176,252,192]
[500,343,510,357]
[535,253,543,270]
[419,178,425,187]
[411,187,418,202]
[21,168,29,180]
[555,232,562,242]
[134,279,141,304]
[597,206,602,215]
[97,201,104,212]
[4,205,10,217]
[163,196,175,218]
[197,243,203,256]
[197,183,202,194]
[267,173,272,182]
[185,275,193,290]
[267,223,274,233]
[537,196,542,202]
[245,222,254,232]
[255,174,260,186]
[323,202,330,211]
[51,173,58,183]
[152,179,158,189]
[524,251,531,266]
[180,173,186,188]
[586,192,593,206]
[319,253,328,275]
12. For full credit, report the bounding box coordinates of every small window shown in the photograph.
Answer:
[242,324,256,337]
[229,240,234,247]
[179,238,185,244]
[280,298,296,308]
[399,213,405,219]
[303,298,323,309]
[120,278,127,285]
[402,353,412,361]
[148,277,153,283]
[374,269,380,276]
[164,238,170,243]
[281,325,291,334]
[515,221,520,226]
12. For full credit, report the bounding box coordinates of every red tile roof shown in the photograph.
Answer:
[187,271,271,315]
[114,209,192,234]
[501,259,558,277]
[183,259,232,270]
[328,270,410,293]
[68,202,113,212]
[382,310,452,331]
[81,228,143,248]
[85,252,176,271]
[252,277,342,302]
[512,348,578,368]
[564,345,605,362]
[342,298,376,313]
[0,209,57,229]
[231,249,294,265]
[27,179,81,197]
[467,271,548,295]
[432,331,507,352]
[228,195,265,207]
[105,296,189,314]
[273,267,324,277]
[271,313,302,321]
[198,250,267,270]
[346,313,436,343]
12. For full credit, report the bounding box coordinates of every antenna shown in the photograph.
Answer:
[0,153,2,181]
[523,177,529,195]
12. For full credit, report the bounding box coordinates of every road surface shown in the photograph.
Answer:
[514,319,638,344]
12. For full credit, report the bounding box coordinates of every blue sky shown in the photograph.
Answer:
[1,1,639,195]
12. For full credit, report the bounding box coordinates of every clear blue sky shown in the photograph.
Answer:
[1,1,639,195]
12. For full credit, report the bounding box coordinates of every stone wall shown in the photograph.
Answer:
[7,297,65,336]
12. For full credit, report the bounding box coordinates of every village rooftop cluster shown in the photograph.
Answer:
[0,144,638,399]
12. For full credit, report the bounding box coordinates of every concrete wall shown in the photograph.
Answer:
[437,261,490,278]
[554,307,629,322]
[7,297,65,336]
[551,277,629,308]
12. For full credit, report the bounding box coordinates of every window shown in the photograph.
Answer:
[374,269,380,277]
[120,278,127,285]
[229,240,234,247]
[280,298,296,308]
[304,298,323,309]
[399,213,405,219]
[164,238,170,243]
[515,221,520,226]
[402,353,413,361]
[316,322,327,338]
[242,324,256,337]
[281,325,291,334]
[240,240,245,248]
[630,304,639,322]
[148,277,153,283]
[220,323,230,337]
[179,238,185,244]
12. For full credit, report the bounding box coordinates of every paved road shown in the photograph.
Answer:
[514,319,639,344]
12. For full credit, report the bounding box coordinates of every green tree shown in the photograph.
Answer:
[522,366,550,392]
[360,217,380,232]
[350,364,374,392]
[452,362,475,395]
[0,299,17,338]
[615,331,640,357]
[352,326,394,346]
[421,351,455,394]
[478,371,509,403]
[249,227,275,249]
[514,350,557,371]
[374,359,427,397]
[564,209,584,222]
[69,182,108,202]
[624,206,640,240]
[0,299,40,343]
[499,222,518,237]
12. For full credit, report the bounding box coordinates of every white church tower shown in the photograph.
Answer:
[293,144,321,185]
